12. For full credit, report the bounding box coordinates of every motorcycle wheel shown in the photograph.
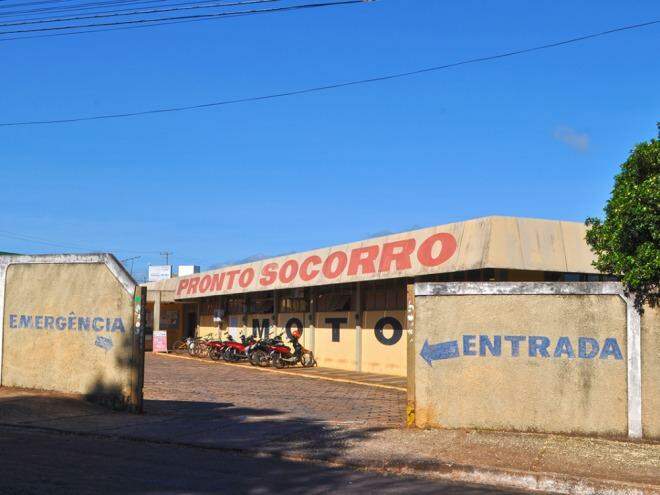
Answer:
[252,350,269,367]
[208,348,221,361]
[301,351,316,368]
[272,353,285,369]
[223,348,236,362]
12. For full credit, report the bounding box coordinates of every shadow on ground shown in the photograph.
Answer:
[0,391,512,494]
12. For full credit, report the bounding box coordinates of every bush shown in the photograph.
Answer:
[585,134,659,310]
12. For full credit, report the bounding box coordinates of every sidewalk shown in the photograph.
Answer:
[1,383,658,494]
[165,350,407,390]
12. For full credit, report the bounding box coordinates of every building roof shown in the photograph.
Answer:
[152,216,597,300]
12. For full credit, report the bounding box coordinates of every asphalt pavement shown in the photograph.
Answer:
[0,425,518,495]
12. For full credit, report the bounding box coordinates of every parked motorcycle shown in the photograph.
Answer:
[207,339,229,361]
[248,334,285,367]
[270,331,316,368]
[223,335,256,362]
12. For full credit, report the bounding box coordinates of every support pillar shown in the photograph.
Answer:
[406,281,415,427]
[273,290,279,333]
[355,282,362,372]
[153,290,161,334]
[308,287,317,353]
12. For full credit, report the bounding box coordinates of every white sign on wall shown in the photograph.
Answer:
[178,265,200,277]
[148,265,172,282]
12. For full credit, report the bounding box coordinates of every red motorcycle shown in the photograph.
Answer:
[223,335,256,363]
[270,331,316,368]
[207,339,229,361]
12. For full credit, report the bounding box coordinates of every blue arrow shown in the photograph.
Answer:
[420,339,460,366]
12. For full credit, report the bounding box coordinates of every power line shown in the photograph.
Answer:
[0,229,162,254]
[0,0,115,10]
[0,0,364,32]
[0,0,335,38]
[0,0,277,24]
[1,18,657,127]
[0,0,185,17]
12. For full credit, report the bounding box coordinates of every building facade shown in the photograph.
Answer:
[145,216,608,376]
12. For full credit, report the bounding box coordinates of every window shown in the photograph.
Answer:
[227,297,245,315]
[317,284,353,312]
[144,308,179,334]
[364,280,405,311]
[248,295,274,314]
[279,288,309,313]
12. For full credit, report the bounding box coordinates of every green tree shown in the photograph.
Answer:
[586,133,659,310]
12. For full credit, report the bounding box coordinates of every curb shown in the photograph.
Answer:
[363,459,658,495]
[1,422,655,495]
[152,351,407,392]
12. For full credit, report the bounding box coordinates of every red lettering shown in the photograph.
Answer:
[347,245,379,276]
[279,259,299,284]
[379,238,416,272]
[176,279,189,296]
[239,268,255,288]
[300,255,321,281]
[259,263,278,286]
[198,275,212,293]
[225,270,240,290]
[322,251,348,279]
[209,273,225,292]
[187,277,200,295]
[417,232,457,267]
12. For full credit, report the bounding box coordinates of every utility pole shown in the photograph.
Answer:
[120,256,141,276]
[160,251,172,265]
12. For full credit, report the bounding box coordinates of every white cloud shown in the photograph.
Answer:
[553,126,590,152]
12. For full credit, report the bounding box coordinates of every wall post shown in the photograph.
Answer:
[355,282,362,372]
[153,290,161,334]
[130,285,146,413]
[309,287,316,353]
[406,281,416,427]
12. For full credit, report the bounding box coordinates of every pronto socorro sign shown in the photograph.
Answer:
[177,231,458,297]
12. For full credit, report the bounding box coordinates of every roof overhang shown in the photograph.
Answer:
[153,216,597,300]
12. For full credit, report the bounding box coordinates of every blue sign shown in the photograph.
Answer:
[8,313,126,333]
[420,334,623,366]
[95,336,113,351]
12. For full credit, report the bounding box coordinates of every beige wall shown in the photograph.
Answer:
[247,313,273,339]
[1,260,141,410]
[362,311,406,376]
[315,312,356,371]
[278,313,309,347]
[642,307,659,438]
[414,293,629,437]
[197,313,218,339]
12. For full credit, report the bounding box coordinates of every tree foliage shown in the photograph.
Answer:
[585,135,659,310]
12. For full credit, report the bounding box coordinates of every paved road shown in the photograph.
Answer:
[0,426,518,495]
[145,353,404,427]
[0,355,527,494]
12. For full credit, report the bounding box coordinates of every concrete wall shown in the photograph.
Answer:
[412,282,653,440]
[361,311,406,376]
[0,254,143,411]
[194,303,409,375]
[641,307,659,438]
[315,312,357,371]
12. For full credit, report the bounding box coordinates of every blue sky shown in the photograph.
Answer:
[1,0,659,280]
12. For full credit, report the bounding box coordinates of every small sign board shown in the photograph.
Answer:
[152,330,168,353]
[148,265,172,282]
